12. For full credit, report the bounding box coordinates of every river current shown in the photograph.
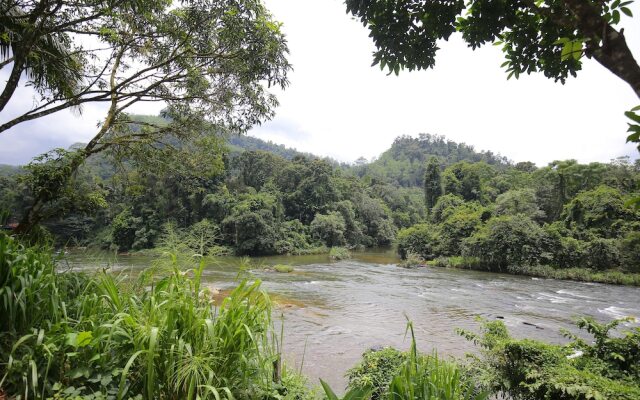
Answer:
[62,249,640,391]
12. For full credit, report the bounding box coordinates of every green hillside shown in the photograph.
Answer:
[352,133,511,187]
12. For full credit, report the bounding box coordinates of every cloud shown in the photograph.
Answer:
[246,0,639,165]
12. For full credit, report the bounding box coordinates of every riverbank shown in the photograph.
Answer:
[417,256,640,286]
[5,234,640,399]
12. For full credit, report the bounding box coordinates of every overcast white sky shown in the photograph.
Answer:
[1,0,639,166]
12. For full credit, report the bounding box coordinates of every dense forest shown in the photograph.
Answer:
[1,126,639,277]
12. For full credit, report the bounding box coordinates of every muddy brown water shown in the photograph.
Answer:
[61,248,640,392]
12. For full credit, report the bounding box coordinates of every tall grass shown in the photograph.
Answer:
[0,233,310,399]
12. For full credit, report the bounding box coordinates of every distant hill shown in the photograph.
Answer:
[0,164,22,177]
[352,133,512,187]
[227,135,316,160]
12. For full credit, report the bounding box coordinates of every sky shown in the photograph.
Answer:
[1,0,639,166]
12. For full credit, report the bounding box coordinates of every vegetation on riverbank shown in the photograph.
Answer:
[2,134,639,285]
[459,317,640,400]
[2,233,640,399]
[0,233,313,399]
[416,256,640,286]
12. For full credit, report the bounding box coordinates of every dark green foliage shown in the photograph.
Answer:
[430,194,465,224]
[443,162,484,202]
[222,193,281,255]
[562,185,637,238]
[494,189,545,221]
[311,212,347,247]
[424,156,443,212]
[583,237,621,270]
[463,215,548,270]
[347,347,408,400]
[438,203,486,256]
[396,224,440,260]
[345,0,640,96]
[111,209,136,251]
[461,318,640,400]
[620,231,640,272]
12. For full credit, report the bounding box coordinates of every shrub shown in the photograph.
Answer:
[620,231,640,272]
[327,321,486,400]
[584,237,621,270]
[347,347,408,399]
[460,318,640,400]
[273,264,294,273]
[329,246,351,260]
[399,252,425,268]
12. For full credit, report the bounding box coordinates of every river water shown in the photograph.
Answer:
[61,249,640,391]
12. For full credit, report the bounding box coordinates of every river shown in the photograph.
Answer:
[61,248,640,391]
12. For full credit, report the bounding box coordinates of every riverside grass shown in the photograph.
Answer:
[0,233,312,400]
[426,256,640,286]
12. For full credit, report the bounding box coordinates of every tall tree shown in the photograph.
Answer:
[424,156,442,211]
[5,0,290,233]
[345,0,640,98]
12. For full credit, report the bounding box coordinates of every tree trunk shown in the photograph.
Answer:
[563,0,640,99]
[0,53,25,113]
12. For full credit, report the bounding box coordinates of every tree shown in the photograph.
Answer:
[562,185,637,238]
[443,161,483,202]
[5,0,290,233]
[396,223,440,260]
[495,188,546,221]
[424,156,442,212]
[463,215,548,269]
[310,211,347,247]
[345,0,640,98]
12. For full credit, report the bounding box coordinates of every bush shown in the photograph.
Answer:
[328,321,486,400]
[329,246,351,260]
[275,219,312,255]
[399,252,425,268]
[273,264,294,273]
[460,318,640,400]
[584,237,621,270]
[347,347,408,399]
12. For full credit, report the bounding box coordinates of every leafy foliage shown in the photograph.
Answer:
[0,233,312,399]
[345,0,640,99]
[460,318,640,400]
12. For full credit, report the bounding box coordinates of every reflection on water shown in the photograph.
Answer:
[62,248,640,391]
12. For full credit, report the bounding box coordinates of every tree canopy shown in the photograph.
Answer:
[345,0,640,98]
[1,0,291,232]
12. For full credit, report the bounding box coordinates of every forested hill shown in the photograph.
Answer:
[227,135,318,161]
[352,133,511,187]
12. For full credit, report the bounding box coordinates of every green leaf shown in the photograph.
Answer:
[320,379,340,400]
[624,111,640,123]
[621,7,633,16]
[561,42,572,61]
[68,366,91,380]
[76,331,93,347]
